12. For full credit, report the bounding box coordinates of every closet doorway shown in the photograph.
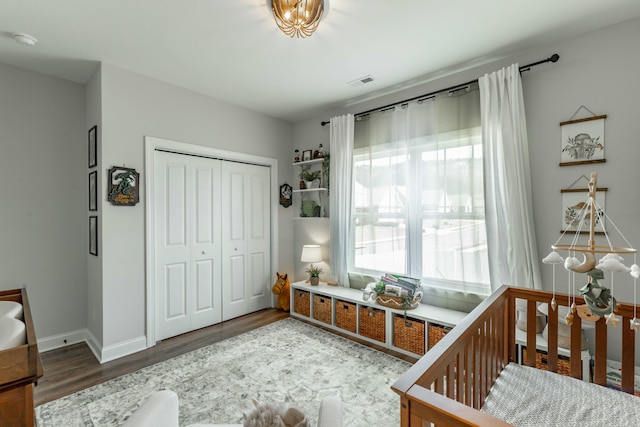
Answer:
[146,137,276,344]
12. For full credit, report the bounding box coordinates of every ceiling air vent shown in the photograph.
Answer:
[347,75,375,87]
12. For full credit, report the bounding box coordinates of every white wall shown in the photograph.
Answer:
[86,66,104,348]
[97,63,294,354]
[0,63,87,343]
[294,18,640,361]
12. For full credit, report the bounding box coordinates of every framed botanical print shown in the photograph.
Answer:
[560,115,606,166]
[561,187,607,234]
[88,125,97,168]
[89,215,98,256]
[89,170,97,211]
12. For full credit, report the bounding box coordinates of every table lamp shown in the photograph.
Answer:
[301,244,322,283]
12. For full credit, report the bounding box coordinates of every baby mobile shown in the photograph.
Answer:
[542,172,640,331]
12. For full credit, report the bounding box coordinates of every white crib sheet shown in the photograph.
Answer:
[481,363,640,427]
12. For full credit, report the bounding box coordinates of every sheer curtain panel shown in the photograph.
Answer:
[479,64,542,291]
[352,88,491,296]
[329,114,355,287]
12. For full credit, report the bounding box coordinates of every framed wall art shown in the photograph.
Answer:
[560,186,607,234]
[560,113,606,166]
[302,150,312,161]
[89,170,97,211]
[107,166,140,206]
[89,215,98,256]
[279,183,292,208]
[88,125,97,168]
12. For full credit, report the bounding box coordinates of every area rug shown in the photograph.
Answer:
[35,318,412,426]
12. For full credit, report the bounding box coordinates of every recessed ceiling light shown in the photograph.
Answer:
[12,33,38,47]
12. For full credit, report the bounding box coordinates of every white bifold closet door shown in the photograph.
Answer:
[154,151,271,341]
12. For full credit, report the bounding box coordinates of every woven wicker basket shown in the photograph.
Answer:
[293,290,310,317]
[359,306,385,342]
[375,292,422,310]
[393,314,425,355]
[335,300,357,333]
[522,348,572,377]
[313,294,332,325]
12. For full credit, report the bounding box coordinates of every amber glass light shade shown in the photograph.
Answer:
[272,0,324,38]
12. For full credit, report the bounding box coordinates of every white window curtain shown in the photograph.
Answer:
[479,64,542,291]
[329,114,355,287]
[351,88,491,296]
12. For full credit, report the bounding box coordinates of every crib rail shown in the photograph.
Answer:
[392,285,638,427]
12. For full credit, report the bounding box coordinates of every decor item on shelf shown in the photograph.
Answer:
[301,200,316,217]
[271,0,325,39]
[294,149,300,163]
[302,150,312,161]
[301,244,322,284]
[280,183,292,208]
[107,166,139,206]
[300,168,321,189]
[314,143,325,159]
[322,154,330,195]
[373,274,423,323]
[306,264,323,286]
[542,172,638,329]
[271,272,291,311]
[560,106,606,166]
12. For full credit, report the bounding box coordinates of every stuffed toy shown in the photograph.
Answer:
[243,399,309,427]
[271,272,291,312]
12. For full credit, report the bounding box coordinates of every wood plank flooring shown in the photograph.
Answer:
[34,309,416,407]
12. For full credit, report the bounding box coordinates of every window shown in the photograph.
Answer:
[351,89,490,296]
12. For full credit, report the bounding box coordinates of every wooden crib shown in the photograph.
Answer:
[391,285,638,427]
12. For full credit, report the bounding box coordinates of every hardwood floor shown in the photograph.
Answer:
[34,309,417,407]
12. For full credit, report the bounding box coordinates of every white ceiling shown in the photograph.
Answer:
[2,1,640,123]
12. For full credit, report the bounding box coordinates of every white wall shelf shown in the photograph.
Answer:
[290,281,468,358]
[292,156,328,218]
[292,188,327,193]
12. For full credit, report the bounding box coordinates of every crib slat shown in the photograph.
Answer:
[455,352,463,403]
[465,341,472,406]
[546,302,559,373]
[593,318,608,385]
[525,302,536,368]
[621,316,635,394]
[570,314,582,379]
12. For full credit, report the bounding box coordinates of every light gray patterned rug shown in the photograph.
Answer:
[36,318,411,426]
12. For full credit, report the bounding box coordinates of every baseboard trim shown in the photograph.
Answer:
[37,329,88,353]
[38,329,147,364]
[85,329,103,362]
[99,335,147,363]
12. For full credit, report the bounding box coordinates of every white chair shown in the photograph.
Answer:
[121,390,343,427]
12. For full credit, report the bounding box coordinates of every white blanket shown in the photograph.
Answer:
[481,363,640,427]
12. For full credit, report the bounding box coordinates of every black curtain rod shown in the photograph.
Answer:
[320,53,559,126]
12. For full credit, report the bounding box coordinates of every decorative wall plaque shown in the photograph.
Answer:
[107,166,139,206]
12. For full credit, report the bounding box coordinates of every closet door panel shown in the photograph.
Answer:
[155,153,192,340]
[190,158,222,329]
[221,162,270,321]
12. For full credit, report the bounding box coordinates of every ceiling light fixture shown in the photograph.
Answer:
[12,32,38,47]
[271,0,325,38]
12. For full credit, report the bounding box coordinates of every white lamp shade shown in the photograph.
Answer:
[301,245,322,263]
